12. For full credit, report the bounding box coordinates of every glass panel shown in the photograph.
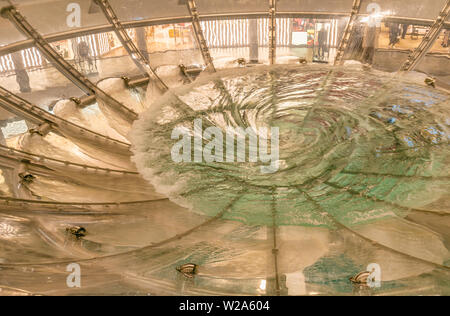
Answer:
[359,0,448,20]
[278,0,354,13]
[276,18,347,64]
[0,47,85,110]
[338,14,434,71]
[201,19,250,68]
[138,23,204,84]
[16,0,109,36]
[49,31,142,79]
[189,0,268,15]
[0,18,27,46]
[202,18,295,67]
[415,29,450,87]
[45,32,146,137]
[109,0,189,21]
[429,29,449,54]
[372,22,431,72]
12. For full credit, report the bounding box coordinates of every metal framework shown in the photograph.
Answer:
[400,0,450,72]
[269,0,277,65]
[0,86,131,154]
[334,0,362,65]
[186,0,216,72]
[0,6,138,123]
[93,0,169,91]
[1,12,449,56]
[0,144,134,177]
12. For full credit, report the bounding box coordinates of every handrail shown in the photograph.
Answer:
[0,86,131,153]
[0,144,134,175]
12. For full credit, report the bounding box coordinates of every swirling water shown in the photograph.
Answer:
[132,64,450,228]
[2,64,448,296]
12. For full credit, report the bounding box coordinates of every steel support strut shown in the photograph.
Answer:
[186,0,216,72]
[0,86,131,152]
[0,6,138,122]
[93,0,169,91]
[400,0,450,72]
[269,0,277,65]
[334,0,362,66]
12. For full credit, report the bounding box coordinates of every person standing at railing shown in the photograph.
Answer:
[442,30,449,50]
[78,41,94,73]
[401,24,410,39]
[388,22,401,48]
[317,24,328,60]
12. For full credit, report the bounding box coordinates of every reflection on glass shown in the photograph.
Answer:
[15,0,108,36]
[378,23,430,50]
[130,23,203,71]
[430,29,450,54]
[49,31,142,79]
[0,47,85,109]
[145,24,197,52]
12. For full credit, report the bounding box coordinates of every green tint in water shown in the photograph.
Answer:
[131,65,450,227]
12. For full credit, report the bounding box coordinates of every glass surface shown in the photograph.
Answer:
[0,0,449,297]
[48,31,142,79]
[109,0,189,21]
[1,64,447,295]
[0,46,85,110]
[359,0,448,20]
[135,23,204,86]
[0,0,26,45]
[195,0,268,15]
[0,19,27,46]
[415,29,450,87]
[15,0,109,36]
[278,0,354,13]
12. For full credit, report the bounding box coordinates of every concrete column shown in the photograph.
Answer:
[11,51,31,93]
[249,19,259,63]
[0,126,6,146]
[136,27,149,59]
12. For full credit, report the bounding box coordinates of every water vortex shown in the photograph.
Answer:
[131,64,450,228]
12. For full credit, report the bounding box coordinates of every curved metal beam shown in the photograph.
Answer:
[93,0,169,91]
[0,196,168,210]
[400,0,450,72]
[186,0,216,72]
[334,0,362,66]
[0,144,134,176]
[0,86,131,155]
[0,6,138,123]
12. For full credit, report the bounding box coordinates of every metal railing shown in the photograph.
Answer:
[400,0,450,71]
